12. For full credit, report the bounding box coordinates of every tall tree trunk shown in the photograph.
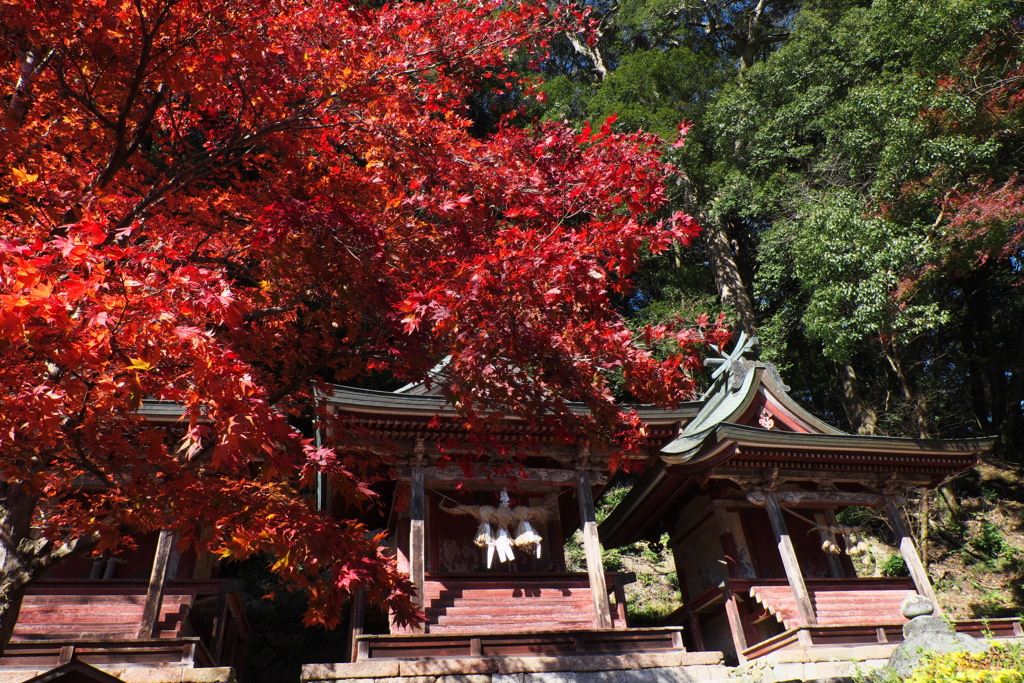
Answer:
[837,363,877,434]
[7,48,53,124]
[961,291,992,431]
[997,328,1024,460]
[565,33,609,82]
[885,345,931,439]
[966,275,1007,426]
[705,225,758,336]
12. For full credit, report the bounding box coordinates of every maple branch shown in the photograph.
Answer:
[96,0,169,190]
[12,533,101,593]
[389,31,535,79]
[53,62,118,131]
[110,103,329,242]
[243,306,295,323]
[99,85,167,189]
[61,418,116,489]
[266,347,346,407]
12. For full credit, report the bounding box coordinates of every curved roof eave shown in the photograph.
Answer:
[319,384,705,424]
[662,422,995,467]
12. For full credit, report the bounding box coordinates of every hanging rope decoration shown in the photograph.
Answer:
[440,490,555,567]
[780,507,868,558]
[817,526,869,556]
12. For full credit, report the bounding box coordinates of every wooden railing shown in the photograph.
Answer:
[358,627,684,661]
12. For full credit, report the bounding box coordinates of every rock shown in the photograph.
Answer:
[903,616,951,639]
[901,594,935,619]
[885,597,986,677]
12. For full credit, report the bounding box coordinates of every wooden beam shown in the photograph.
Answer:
[577,470,612,629]
[673,555,705,651]
[747,490,906,508]
[764,492,817,626]
[885,496,941,614]
[137,530,175,638]
[210,583,230,664]
[714,508,750,660]
[718,467,933,488]
[397,465,606,485]
[410,467,426,634]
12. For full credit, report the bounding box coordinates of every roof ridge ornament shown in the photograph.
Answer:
[764,362,791,393]
[704,331,761,392]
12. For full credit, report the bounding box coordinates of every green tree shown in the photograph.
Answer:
[705,0,1021,443]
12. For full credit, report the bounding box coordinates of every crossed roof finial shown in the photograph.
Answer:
[703,331,760,392]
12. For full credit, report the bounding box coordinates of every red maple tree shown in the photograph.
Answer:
[0,0,723,650]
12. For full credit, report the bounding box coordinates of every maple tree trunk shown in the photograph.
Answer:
[706,224,758,335]
[0,483,97,656]
[0,582,26,658]
[837,363,878,434]
[0,484,37,656]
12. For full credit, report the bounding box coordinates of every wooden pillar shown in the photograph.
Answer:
[612,580,629,628]
[885,496,941,614]
[138,529,175,638]
[210,585,229,663]
[545,492,566,572]
[814,512,846,579]
[826,508,858,578]
[672,547,705,651]
[348,589,366,662]
[410,467,426,634]
[764,492,817,626]
[714,508,750,658]
[577,470,612,629]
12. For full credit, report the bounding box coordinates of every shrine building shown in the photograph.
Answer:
[302,335,1020,682]
[3,336,1021,683]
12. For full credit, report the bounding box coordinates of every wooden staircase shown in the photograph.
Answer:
[421,573,624,635]
[747,579,915,630]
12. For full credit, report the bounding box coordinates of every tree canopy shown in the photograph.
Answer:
[530,0,1023,453]
[0,0,725,651]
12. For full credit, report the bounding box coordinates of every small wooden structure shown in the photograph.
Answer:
[598,334,1018,662]
[4,510,248,677]
[320,383,698,661]
[2,575,249,673]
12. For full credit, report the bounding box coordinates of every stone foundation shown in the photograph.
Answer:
[301,647,894,683]
[304,653,729,683]
[0,666,235,683]
[733,644,896,682]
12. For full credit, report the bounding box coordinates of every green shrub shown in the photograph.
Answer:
[880,553,909,577]
[602,553,624,572]
[970,522,1010,559]
[836,506,872,526]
